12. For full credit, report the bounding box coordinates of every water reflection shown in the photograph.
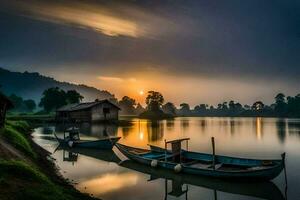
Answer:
[276,119,287,143]
[147,120,164,142]
[32,117,300,200]
[166,119,175,131]
[120,160,285,200]
[255,117,263,140]
[180,119,190,132]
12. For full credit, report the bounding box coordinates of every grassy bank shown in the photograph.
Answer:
[0,121,97,200]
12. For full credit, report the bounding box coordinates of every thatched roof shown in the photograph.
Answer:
[57,99,120,112]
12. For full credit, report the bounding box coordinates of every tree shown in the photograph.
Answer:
[145,91,164,111]
[23,99,36,112]
[66,90,83,104]
[9,94,23,110]
[194,104,207,113]
[135,103,145,115]
[162,102,177,116]
[179,103,190,115]
[274,93,287,116]
[119,96,136,115]
[39,87,67,112]
[252,101,264,111]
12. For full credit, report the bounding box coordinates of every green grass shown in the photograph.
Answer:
[0,122,35,157]
[0,160,86,200]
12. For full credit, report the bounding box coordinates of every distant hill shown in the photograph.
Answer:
[0,67,115,103]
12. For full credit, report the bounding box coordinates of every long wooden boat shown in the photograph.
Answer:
[120,160,285,200]
[115,142,285,181]
[54,133,120,149]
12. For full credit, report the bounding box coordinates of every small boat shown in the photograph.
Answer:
[54,127,120,150]
[120,160,286,200]
[115,137,285,181]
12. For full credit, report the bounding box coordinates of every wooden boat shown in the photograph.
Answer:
[120,160,286,200]
[54,127,120,150]
[115,138,285,181]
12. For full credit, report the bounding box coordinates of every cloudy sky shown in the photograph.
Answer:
[0,0,299,106]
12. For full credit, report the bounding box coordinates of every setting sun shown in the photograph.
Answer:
[139,90,144,95]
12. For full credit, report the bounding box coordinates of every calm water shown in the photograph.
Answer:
[32,117,300,200]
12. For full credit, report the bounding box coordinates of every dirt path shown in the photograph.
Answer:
[0,138,28,161]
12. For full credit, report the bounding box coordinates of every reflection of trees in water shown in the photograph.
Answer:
[287,120,300,136]
[229,119,235,135]
[166,119,175,131]
[276,119,287,143]
[147,120,164,142]
[181,119,190,131]
[122,126,134,138]
[199,119,206,132]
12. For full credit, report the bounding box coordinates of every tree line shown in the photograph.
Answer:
[4,86,300,118]
[117,92,300,118]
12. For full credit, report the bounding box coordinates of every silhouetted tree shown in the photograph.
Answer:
[66,90,83,104]
[162,102,176,116]
[119,96,136,115]
[179,103,191,115]
[286,94,300,117]
[135,103,145,115]
[9,94,23,110]
[145,91,164,111]
[39,87,67,112]
[252,101,264,111]
[23,99,36,112]
[274,93,287,116]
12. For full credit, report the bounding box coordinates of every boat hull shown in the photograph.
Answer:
[116,143,284,181]
[57,137,121,150]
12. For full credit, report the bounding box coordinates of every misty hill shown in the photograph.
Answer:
[0,67,114,103]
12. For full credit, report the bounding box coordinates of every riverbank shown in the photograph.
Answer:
[0,120,99,200]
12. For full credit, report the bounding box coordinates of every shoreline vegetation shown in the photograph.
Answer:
[5,85,300,121]
[0,120,98,200]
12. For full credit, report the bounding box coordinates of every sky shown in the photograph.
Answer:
[0,0,299,106]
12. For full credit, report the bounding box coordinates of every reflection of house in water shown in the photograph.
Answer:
[276,119,287,143]
[81,123,118,137]
[147,121,164,142]
[54,122,118,138]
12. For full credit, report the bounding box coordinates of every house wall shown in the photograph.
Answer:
[56,110,91,122]
[69,110,91,122]
[91,102,119,121]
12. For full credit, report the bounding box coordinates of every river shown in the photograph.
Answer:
[32,117,300,200]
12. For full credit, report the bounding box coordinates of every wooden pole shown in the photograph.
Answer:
[165,139,167,162]
[211,137,216,170]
